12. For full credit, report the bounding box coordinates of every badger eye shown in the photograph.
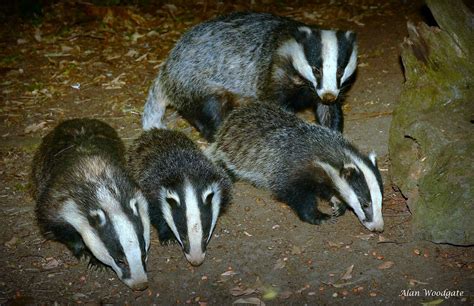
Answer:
[166,197,179,206]
[312,66,322,78]
[116,258,129,268]
[337,68,344,78]
[362,202,370,209]
[205,192,214,205]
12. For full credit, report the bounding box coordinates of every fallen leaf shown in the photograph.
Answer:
[354,233,374,241]
[230,287,256,297]
[221,270,238,277]
[273,258,286,270]
[378,235,388,242]
[25,122,47,134]
[4,236,18,248]
[340,264,354,280]
[279,291,292,299]
[291,245,302,255]
[328,241,344,248]
[43,258,60,270]
[233,297,265,306]
[262,287,278,300]
[408,279,429,286]
[378,261,394,270]
[421,299,444,306]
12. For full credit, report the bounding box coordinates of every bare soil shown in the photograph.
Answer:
[0,1,472,305]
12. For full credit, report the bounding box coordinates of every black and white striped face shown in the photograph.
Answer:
[316,152,384,232]
[160,179,222,266]
[280,27,357,103]
[60,186,150,291]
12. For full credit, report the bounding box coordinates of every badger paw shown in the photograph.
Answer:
[330,196,347,217]
[87,257,106,272]
[159,238,178,246]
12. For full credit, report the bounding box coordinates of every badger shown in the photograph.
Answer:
[142,11,357,140]
[127,129,232,266]
[31,119,150,291]
[207,103,384,232]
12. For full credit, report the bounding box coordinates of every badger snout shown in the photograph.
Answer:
[321,92,337,103]
[123,277,149,291]
[363,220,384,233]
[185,251,206,266]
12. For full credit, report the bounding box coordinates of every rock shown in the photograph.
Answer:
[389,0,474,245]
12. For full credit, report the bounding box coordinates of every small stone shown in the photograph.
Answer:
[369,292,377,297]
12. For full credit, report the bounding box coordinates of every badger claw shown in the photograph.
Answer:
[87,257,105,272]
[330,196,347,217]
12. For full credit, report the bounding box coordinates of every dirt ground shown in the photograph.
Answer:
[0,1,472,304]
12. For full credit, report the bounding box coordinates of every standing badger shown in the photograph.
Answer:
[31,119,150,291]
[127,129,232,266]
[142,11,357,140]
[207,103,384,232]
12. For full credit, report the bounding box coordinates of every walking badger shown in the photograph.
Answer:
[207,104,384,232]
[31,119,150,291]
[127,129,232,266]
[142,11,357,139]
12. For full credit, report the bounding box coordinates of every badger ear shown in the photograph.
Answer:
[88,209,106,227]
[295,26,312,41]
[340,163,358,179]
[345,31,357,42]
[368,152,377,166]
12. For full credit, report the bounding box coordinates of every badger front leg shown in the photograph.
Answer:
[315,102,344,132]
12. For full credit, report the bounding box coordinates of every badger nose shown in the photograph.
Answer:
[131,281,149,291]
[322,92,337,103]
[185,252,206,266]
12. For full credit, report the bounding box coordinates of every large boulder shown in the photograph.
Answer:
[389,0,474,245]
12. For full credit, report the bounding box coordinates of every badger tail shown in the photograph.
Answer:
[142,77,169,130]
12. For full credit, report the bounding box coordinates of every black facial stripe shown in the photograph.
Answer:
[92,213,130,279]
[336,31,356,87]
[345,165,373,222]
[298,29,322,89]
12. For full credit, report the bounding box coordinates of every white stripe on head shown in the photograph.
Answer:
[348,152,384,232]
[135,191,150,251]
[160,188,183,246]
[202,183,222,243]
[317,30,340,99]
[277,39,317,89]
[184,180,205,266]
[60,200,121,278]
[341,43,357,84]
[96,186,148,287]
[315,161,365,221]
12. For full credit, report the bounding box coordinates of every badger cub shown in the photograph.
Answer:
[143,11,357,140]
[31,119,150,291]
[127,129,232,266]
[207,104,384,232]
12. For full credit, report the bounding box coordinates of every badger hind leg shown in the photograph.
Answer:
[315,102,344,132]
[275,184,331,225]
[142,78,169,130]
[184,90,238,141]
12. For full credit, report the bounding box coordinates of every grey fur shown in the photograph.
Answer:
[207,103,383,231]
[31,119,150,290]
[143,12,357,138]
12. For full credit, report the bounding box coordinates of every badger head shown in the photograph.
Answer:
[278,27,357,104]
[159,179,225,266]
[316,151,384,232]
[60,160,150,291]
